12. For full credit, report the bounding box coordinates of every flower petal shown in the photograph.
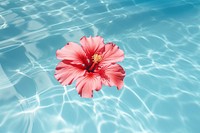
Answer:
[56,42,87,64]
[76,73,102,98]
[55,61,86,86]
[100,42,124,66]
[80,36,105,58]
[99,64,125,90]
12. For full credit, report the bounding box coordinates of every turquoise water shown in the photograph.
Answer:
[1,0,200,132]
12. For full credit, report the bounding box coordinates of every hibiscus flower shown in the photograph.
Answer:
[55,36,125,98]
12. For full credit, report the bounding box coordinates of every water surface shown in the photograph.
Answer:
[0,0,200,133]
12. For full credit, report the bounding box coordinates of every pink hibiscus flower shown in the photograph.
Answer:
[55,36,125,98]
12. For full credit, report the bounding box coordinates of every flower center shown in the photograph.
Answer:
[88,54,102,72]
[92,54,102,63]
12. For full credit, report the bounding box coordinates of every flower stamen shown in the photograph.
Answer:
[92,54,102,63]
[89,54,102,71]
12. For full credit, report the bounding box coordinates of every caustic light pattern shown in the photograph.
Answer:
[55,36,125,98]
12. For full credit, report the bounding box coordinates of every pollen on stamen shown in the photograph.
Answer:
[92,54,102,63]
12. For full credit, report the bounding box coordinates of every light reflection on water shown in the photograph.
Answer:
[0,0,200,133]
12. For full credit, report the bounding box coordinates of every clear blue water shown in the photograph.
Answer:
[0,0,200,133]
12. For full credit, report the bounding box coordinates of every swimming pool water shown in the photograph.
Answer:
[1,0,200,133]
